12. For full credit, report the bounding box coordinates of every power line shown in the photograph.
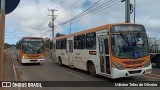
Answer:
[58,0,120,27]
[40,29,51,37]
[59,0,102,26]
[30,0,62,30]
[32,0,65,31]
[56,0,80,16]
[73,0,120,24]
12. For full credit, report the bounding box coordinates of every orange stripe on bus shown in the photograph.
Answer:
[89,51,97,55]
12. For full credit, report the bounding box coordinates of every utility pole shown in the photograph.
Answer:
[48,9,58,38]
[69,21,72,34]
[0,0,5,86]
[125,0,130,23]
[134,0,136,23]
[121,0,130,23]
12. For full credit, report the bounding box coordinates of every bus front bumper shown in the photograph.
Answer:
[111,64,152,79]
[21,58,44,64]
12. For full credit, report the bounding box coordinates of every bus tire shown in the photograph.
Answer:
[155,57,160,68]
[88,62,96,77]
[58,57,63,66]
[36,63,40,65]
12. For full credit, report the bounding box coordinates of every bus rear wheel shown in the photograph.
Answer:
[58,57,62,66]
[155,57,160,68]
[88,62,96,77]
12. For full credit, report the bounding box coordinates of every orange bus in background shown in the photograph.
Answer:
[51,23,152,79]
[16,37,45,64]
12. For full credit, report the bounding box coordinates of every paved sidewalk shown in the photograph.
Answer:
[3,54,15,81]
[3,53,17,90]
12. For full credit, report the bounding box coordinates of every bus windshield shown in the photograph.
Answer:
[22,39,44,54]
[111,33,149,58]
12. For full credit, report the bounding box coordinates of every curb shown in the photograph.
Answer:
[11,55,21,90]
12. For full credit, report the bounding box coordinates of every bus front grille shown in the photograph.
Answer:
[30,60,37,62]
[128,70,142,74]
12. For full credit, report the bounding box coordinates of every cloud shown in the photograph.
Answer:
[5,0,160,44]
[5,0,87,40]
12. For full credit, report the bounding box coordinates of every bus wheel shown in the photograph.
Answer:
[155,57,160,68]
[88,62,96,77]
[36,63,40,65]
[58,57,62,66]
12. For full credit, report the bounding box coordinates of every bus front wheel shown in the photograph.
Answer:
[88,62,96,77]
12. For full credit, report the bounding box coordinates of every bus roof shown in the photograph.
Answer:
[22,37,43,39]
[52,23,143,40]
[53,24,108,40]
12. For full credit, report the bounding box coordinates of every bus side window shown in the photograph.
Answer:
[56,39,66,49]
[104,38,109,55]
[63,39,67,49]
[86,32,96,50]
[56,40,60,49]
[77,34,86,49]
[60,40,62,49]
[74,36,77,49]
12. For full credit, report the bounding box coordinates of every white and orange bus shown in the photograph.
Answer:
[51,23,152,79]
[16,37,45,64]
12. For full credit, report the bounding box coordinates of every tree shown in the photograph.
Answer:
[4,43,10,49]
[43,37,50,49]
[56,32,65,37]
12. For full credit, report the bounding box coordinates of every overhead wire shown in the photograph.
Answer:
[60,0,119,26]
[71,0,120,24]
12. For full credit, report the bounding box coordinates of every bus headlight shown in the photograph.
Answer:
[22,56,27,59]
[39,56,44,59]
[112,62,124,70]
[144,60,151,67]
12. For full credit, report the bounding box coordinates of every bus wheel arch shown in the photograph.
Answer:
[58,56,63,66]
[87,60,96,77]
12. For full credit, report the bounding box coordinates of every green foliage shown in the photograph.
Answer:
[56,32,65,37]
[44,39,50,49]
[4,43,10,49]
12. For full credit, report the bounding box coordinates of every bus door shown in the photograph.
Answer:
[67,40,74,66]
[98,36,111,75]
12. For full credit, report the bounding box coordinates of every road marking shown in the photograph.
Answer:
[12,60,18,81]
[149,74,160,77]
[66,71,83,79]
[145,75,159,80]
[11,55,21,90]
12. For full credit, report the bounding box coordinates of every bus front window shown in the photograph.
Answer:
[22,41,44,54]
[111,33,149,58]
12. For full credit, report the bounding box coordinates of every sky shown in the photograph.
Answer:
[5,0,160,44]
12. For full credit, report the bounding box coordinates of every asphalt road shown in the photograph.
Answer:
[7,48,160,90]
